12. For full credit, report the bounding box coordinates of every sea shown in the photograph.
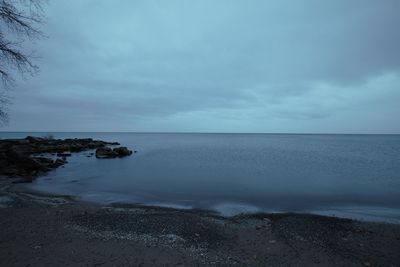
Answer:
[2,132,400,223]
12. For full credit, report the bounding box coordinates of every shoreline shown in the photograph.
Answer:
[1,177,400,266]
[1,137,400,265]
[24,173,400,225]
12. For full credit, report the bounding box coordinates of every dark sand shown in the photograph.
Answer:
[1,178,399,266]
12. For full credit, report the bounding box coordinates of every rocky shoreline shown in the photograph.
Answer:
[0,137,400,266]
[0,177,399,266]
[0,136,133,181]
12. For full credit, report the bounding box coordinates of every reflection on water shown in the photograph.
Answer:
[2,132,400,222]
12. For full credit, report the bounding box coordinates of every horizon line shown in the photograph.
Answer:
[0,131,399,135]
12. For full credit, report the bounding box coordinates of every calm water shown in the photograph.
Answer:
[2,132,400,222]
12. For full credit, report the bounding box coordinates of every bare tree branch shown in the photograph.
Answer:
[0,0,45,123]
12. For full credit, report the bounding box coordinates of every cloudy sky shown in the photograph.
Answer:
[2,0,400,133]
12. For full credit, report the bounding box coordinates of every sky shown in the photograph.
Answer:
[2,0,400,133]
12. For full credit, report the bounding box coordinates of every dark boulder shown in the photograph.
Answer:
[25,136,45,143]
[5,149,46,175]
[0,159,8,169]
[57,153,72,157]
[95,146,132,158]
[113,146,132,157]
[110,142,120,145]
[70,144,84,152]
[79,138,93,143]
[33,157,54,165]
[95,147,118,158]
[53,158,67,167]
[87,142,104,149]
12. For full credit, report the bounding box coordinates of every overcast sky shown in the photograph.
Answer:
[2,0,400,133]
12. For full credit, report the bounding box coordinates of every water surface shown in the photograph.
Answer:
[2,132,400,222]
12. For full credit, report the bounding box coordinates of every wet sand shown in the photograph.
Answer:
[1,177,399,266]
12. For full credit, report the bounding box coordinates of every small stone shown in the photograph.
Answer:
[263,218,272,223]
[57,153,71,157]
[268,240,276,244]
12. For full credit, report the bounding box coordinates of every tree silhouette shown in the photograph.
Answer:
[0,0,45,123]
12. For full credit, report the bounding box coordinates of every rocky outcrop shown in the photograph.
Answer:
[0,137,131,181]
[95,146,132,159]
[113,147,133,157]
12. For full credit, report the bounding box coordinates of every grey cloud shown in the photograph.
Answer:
[3,0,400,132]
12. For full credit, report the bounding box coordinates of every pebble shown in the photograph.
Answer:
[263,218,272,223]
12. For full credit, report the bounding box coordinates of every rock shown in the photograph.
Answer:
[25,136,44,143]
[33,157,54,165]
[70,144,83,152]
[113,147,132,157]
[108,142,120,145]
[0,159,8,168]
[12,179,33,184]
[263,218,272,223]
[95,147,118,158]
[95,146,132,158]
[53,158,67,167]
[6,150,43,171]
[1,137,129,178]
[2,167,20,176]
[57,153,72,157]
[87,142,103,149]
[10,144,32,154]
